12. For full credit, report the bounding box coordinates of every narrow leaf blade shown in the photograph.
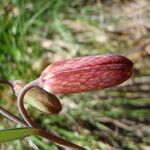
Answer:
[0,128,38,143]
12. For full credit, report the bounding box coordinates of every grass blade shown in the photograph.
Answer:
[0,128,38,143]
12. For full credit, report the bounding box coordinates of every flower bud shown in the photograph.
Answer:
[12,80,62,114]
[39,54,133,94]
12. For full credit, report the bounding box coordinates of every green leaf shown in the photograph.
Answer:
[0,128,38,143]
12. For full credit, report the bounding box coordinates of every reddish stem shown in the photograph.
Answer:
[37,129,86,150]
[0,79,14,90]
[17,79,86,149]
[0,106,86,149]
[0,106,27,126]
[17,79,39,127]
[0,79,27,126]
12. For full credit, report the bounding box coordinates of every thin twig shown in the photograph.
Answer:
[0,106,27,127]
[0,106,86,149]
[0,79,27,126]
[37,129,86,150]
[17,79,86,149]
[17,79,39,127]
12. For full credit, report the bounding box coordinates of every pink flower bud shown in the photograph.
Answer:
[38,54,133,94]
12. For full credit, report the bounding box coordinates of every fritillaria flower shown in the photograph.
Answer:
[39,54,133,94]
[0,54,133,150]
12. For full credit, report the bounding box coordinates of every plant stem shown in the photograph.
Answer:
[0,79,27,126]
[36,129,86,150]
[0,80,12,86]
[0,80,14,91]
[17,79,86,149]
[0,106,27,127]
[0,79,86,149]
[0,106,86,149]
[17,79,39,127]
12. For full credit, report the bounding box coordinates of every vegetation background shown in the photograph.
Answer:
[0,0,149,149]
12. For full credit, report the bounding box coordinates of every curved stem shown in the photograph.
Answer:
[37,129,86,150]
[0,80,14,91]
[17,79,86,149]
[0,105,86,149]
[0,106,86,150]
[17,79,39,127]
[0,106,27,127]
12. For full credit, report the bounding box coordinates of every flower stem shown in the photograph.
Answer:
[0,106,86,149]
[0,80,12,86]
[0,80,14,91]
[0,79,27,126]
[17,79,39,127]
[37,129,86,150]
[0,106,27,127]
[17,79,86,149]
